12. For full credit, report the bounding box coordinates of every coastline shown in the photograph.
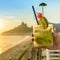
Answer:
[0,36,33,60]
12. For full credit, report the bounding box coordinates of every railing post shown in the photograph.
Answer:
[37,47,42,60]
[46,49,49,60]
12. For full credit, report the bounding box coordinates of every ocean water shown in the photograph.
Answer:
[0,36,25,54]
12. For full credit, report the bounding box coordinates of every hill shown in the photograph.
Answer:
[2,22,33,35]
[50,22,60,32]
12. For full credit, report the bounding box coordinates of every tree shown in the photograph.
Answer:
[39,3,47,16]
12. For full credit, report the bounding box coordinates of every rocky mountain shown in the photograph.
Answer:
[2,22,33,35]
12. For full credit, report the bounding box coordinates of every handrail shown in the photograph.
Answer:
[17,43,33,60]
[46,49,60,60]
[17,47,29,60]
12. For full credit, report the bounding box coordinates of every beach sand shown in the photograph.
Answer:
[0,36,33,60]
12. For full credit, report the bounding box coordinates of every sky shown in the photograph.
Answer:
[0,0,60,33]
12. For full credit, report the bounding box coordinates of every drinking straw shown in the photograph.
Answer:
[32,6,39,25]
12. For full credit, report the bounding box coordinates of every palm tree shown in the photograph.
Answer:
[39,3,47,16]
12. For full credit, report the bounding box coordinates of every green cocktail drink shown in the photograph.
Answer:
[33,13,53,47]
[32,6,53,47]
[33,24,53,47]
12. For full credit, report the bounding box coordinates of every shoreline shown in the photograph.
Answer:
[0,36,33,60]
